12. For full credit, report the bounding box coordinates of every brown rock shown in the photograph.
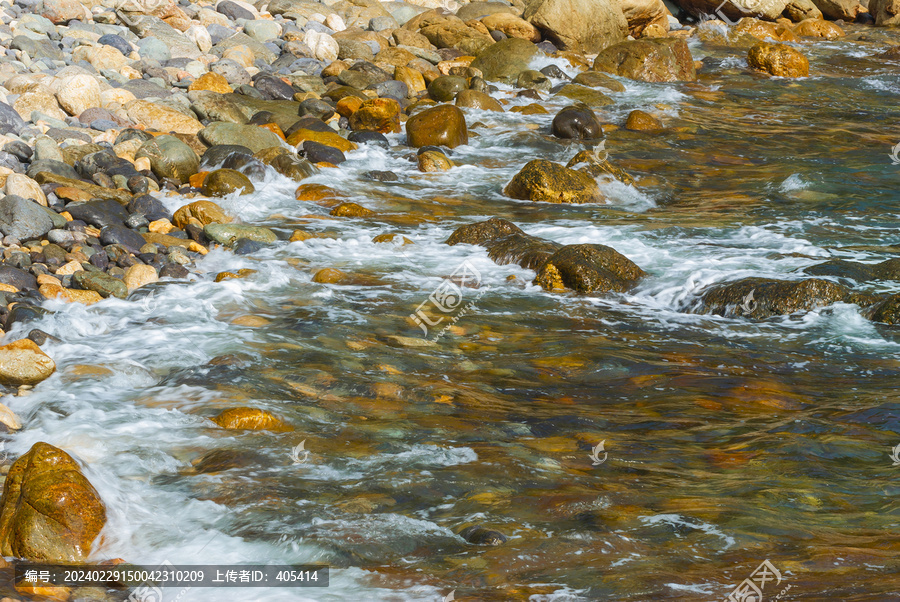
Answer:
[330,202,374,217]
[336,96,363,118]
[534,244,646,293]
[870,0,900,24]
[312,268,349,283]
[480,13,541,41]
[748,42,809,77]
[374,47,418,67]
[504,159,603,204]
[39,284,103,305]
[0,339,56,386]
[733,17,798,42]
[524,0,627,53]
[510,103,549,115]
[625,109,662,130]
[349,98,402,134]
[125,100,203,135]
[173,200,230,228]
[394,66,427,97]
[593,38,696,82]
[211,408,289,431]
[455,89,503,112]
[406,104,468,148]
[0,442,106,561]
[619,0,670,37]
[418,150,454,172]
[701,277,848,318]
[202,169,255,197]
[373,233,414,245]
[124,265,158,290]
[792,18,844,38]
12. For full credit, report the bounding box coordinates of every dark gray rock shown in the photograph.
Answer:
[99,224,146,252]
[0,102,27,136]
[66,199,129,228]
[0,195,54,240]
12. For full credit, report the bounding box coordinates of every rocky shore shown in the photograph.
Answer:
[0,0,896,594]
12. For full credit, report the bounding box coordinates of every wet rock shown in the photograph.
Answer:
[99,225,146,253]
[625,109,662,130]
[0,442,106,562]
[459,525,508,545]
[567,150,635,185]
[504,159,603,204]
[792,18,844,38]
[446,217,525,246]
[406,105,468,148]
[733,17,798,43]
[748,42,809,77]
[202,169,255,197]
[551,104,602,140]
[270,153,317,181]
[456,89,504,111]
[418,150,454,172]
[535,244,646,293]
[349,99,402,134]
[554,84,613,107]
[620,0,670,37]
[349,131,391,148]
[593,38,697,82]
[803,258,900,283]
[312,267,349,283]
[0,196,54,241]
[204,223,277,246]
[129,195,173,222]
[330,202,374,217]
[286,129,358,154]
[173,200,230,229]
[67,199,129,229]
[193,448,266,473]
[0,339,56,386]
[517,69,552,91]
[469,37,540,83]
[302,141,346,165]
[73,270,128,299]
[428,75,468,101]
[364,170,399,182]
[523,0,627,53]
[810,0,861,20]
[136,135,200,185]
[572,71,627,92]
[211,407,289,431]
[700,277,849,318]
[486,232,563,270]
[867,294,900,324]
[124,265,159,291]
[676,0,787,20]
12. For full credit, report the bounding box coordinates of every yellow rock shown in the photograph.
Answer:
[189,72,233,93]
[312,268,348,284]
[0,338,56,387]
[36,274,61,287]
[148,218,174,234]
[39,284,103,305]
[210,407,290,431]
[54,260,83,276]
[231,315,271,327]
[123,264,158,290]
[285,128,358,153]
[173,200,230,228]
[0,402,21,431]
[372,233,414,245]
[0,283,18,293]
[215,269,257,282]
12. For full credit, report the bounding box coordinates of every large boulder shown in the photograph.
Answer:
[534,244,646,293]
[675,0,787,20]
[524,0,628,53]
[593,38,696,82]
[446,217,525,246]
[349,98,402,134]
[804,258,900,283]
[0,442,106,561]
[406,105,468,148]
[135,135,199,184]
[504,159,603,204]
[867,294,900,324]
[809,0,860,19]
[0,339,55,386]
[619,0,671,37]
[748,42,809,77]
[700,277,849,319]
[469,38,540,83]
[869,0,900,24]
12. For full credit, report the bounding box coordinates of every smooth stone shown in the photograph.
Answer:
[203,223,277,245]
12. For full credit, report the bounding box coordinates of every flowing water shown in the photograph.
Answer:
[5,23,900,601]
